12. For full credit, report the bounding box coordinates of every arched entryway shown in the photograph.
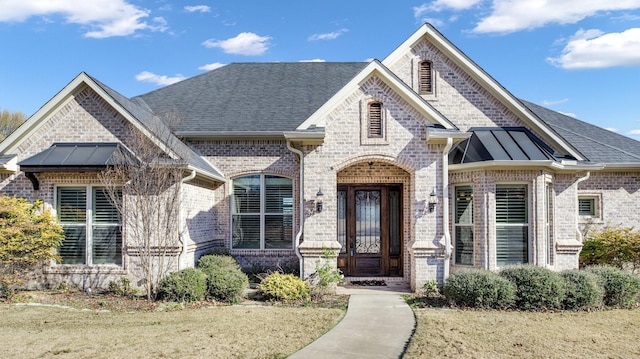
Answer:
[336,160,411,277]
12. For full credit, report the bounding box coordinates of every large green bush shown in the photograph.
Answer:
[0,196,64,297]
[158,268,207,303]
[443,269,516,309]
[198,254,248,303]
[560,270,604,310]
[580,227,640,272]
[499,265,565,310]
[586,265,640,307]
[258,272,310,301]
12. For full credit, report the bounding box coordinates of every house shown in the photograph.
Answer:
[1,23,639,292]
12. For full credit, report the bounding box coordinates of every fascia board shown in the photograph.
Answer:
[383,24,585,161]
[186,165,227,184]
[0,156,17,173]
[449,160,605,172]
[175,131,287,139]
[297,61,454,131]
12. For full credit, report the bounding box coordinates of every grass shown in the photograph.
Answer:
[0,298,344,359]
[405,308,640,358]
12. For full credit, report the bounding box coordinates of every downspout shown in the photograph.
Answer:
[575,171,591,243]
[177,169,197,270]
[286,140,305,278]
[442,137,453,281]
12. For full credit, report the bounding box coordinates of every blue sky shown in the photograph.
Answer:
[1,0,639,138]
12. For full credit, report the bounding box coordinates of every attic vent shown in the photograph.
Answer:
[419,60,433,94]
[368,102,383,138]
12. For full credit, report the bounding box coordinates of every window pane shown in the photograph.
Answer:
[337,190,347,254]
[455,226,474,265]
[389,189,401,256]
[496,226,528,266]
[455,186,473,224]
[93,187,121,223]
[232,215,260,249]
[579,198,595,216]
[496,185,528,223]
[264,215,292,249]
[59,226,86,264]
[93,225,122,265]
[58,187,86,223]
[233,175,261,213]
[265,176,292,213]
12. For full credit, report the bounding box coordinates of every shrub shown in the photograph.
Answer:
[560,270,604,310]
[0,196,64,298]
[259,273,310,301]
[586,265,640,307]
[443,269,516,309]
[308,248,343,297]
[499,265,565,310]
[198,255,248,303]
[158,268,207,303]
[580,227,640,272]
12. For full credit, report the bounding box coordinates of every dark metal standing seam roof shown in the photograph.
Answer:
[133,62,368,133]
[18,143,125,171]
[449,128,558,165]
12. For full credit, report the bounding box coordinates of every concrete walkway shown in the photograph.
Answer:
[289,284,415,359]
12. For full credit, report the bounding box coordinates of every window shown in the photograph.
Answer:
[232,175,293,249]
[578,197,597,217]
[368,102,383,138]
[495,184,529,266]
[57,186,122,265]
[454,186,473,265]
[419,60,433,94]
[545,183,554,265]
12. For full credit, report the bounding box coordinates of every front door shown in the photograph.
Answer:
[337,185,402,276]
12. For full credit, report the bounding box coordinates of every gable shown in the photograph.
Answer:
[383,24,585,161]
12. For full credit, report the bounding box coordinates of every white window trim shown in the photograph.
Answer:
[230,174,294,251]
[494,183,531,267]
[55,184,123,267]
[453,184,474,266]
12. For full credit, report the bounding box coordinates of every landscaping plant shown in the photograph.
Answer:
[560,270,604,310]
[259,272,310,301]
[0,196,64,298]
[580,226,640,273]
[499,265,565,310]
[585,265,640,307]
[197,254,248,303]
[158,268,207,303]
[443,269,516,309]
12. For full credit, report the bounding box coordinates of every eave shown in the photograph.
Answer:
[449,160,605,173]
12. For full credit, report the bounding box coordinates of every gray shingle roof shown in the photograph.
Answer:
[521,100,640,164]
[133,62,368,133]
[87,74,224,180]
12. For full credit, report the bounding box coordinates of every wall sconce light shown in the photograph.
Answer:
[316,189,324,213]
[428,188,438,213]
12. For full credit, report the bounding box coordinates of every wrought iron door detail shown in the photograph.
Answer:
[355,190,381,254]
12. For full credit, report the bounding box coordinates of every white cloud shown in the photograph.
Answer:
[605,127,619,132]
[558,111,577,118]
[0,0,164,38]
[547,28,640,69]
[202,32,271,55]
[414,0,482,16]
[184,5,211,13]
[308,29,348,41]
[198,62,226,71]
[630,129,640,135]
[299,59,326,62]
[474,0,640,34]
[135,71,185,86]
[541,98,569,106]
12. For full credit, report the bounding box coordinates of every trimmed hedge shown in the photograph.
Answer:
[560,270,604,310]
[499,265,565,310]
[198,254,248,304]
[443,269,516,309]
[586,265,640,307]
[258,273,310,301]
[158,268,207,303]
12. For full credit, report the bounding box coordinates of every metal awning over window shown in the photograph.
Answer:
[449,127,565,165]
[18,143,129,172]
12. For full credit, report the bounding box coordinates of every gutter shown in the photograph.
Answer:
[442,137,453,281]
[285,140,305,278]
[177,170,197,270]
[574,171,591,243]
